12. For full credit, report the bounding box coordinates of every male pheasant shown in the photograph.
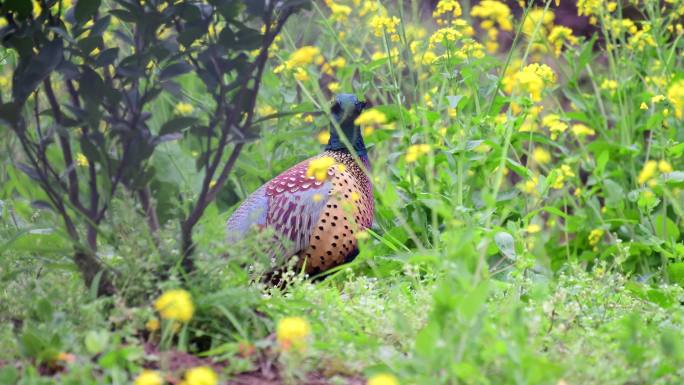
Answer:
[226,94,374,277]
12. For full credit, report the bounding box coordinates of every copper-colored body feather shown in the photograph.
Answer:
[299,151,373,274]
[226,150,373,278]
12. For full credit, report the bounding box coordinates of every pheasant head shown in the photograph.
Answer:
[325,93,368,156]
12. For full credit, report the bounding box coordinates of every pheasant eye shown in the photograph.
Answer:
[355,101,367,112]
[331,102,342,114]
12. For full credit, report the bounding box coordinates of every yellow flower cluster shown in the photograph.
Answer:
[577,0,601,17]
[522,8,555,37]
[571,124,595,138]
[287,46,323,68]
[609,18,638,35]
[367,373,399,385]
[637,159,673,185]
[274,46,324,79]
[432,0,462,26]
[520,175,539,195]
[471,1,513,31]
[532,147,551,164]
[179,366,218,385]
[455,40,485,60]
[600,79,618,93]
[175,102,194,115]
[410,41,438,66]
[588,228,604,246]
[355,109,387,135]
[370,15,401,42]
[276,316,311,351]
[542,114,568,140]
[324,0,352,23]
[307,156,341,181]
[134,370,163,385]
[550,164,575,189]
[667,79,684,119]
[471,0,512,52]
[428,27,464,49]
[154,289,194,322]
[405,144,431,163]
[76,153,89,167]
[359,0,379,17]
[548,26,579,57]
[503,63,556,102]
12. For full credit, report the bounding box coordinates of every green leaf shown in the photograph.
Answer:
[0,366,18,385]
[80,67,105,104]
[667,262,684,287]
[94,47,119,67]
[159,116,197,135]
[494,231,516,259]
[653,214,680,243]
[3,0,32,19]
[84,330,110,355]
[12,39,64,104]
[415,321,439,359]
[669,142,684,158]
[75,0,102,23]
[159,62,193,80]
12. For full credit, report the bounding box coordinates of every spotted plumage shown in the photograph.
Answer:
[226,94,374,279]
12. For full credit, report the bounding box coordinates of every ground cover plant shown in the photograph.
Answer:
[1,0,684,384]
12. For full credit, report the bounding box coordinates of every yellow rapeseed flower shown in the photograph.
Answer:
[640,102,648,110]
[317,131,331,145]
[571,124,595,137]
[588,228,604,246]
[326,1,352,23]
[294,67,309,82]
[367,373,399,385]
[154,289,194,322]
[651,94,666,103]
[328,82,341,93]
[369,15,401,41]
[428,27,464,48]
[600,79,618,93]
[354,109,387,127]
[276,316,311,351]
[577,0,601,17]
[75,153,89,167]
[503,63,556,102]
[520,175,539,195]
[180,366,217,385]
[526,223,542,233]
[637,160,657,184]
[405,144,431,163]
[471,1,513,31]
[455,39,485,60]
[433,0,462,25]
[541,114,568,140]
[258,105,277,117]
[532,147,551,164]
[287,46,321,67]
[667,79,684,119]
[306,156,336,181]
[658,160,673,173]
[548,26,579,56]
[134,370,164,385]
[330,57,346,69]
[522,8,555,36]
[175,102,194,115]
[145,318,160,332]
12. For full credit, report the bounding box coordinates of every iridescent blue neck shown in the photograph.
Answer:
[325,122,367,157]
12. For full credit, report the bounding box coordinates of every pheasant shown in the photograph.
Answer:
[226,94,374,278]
